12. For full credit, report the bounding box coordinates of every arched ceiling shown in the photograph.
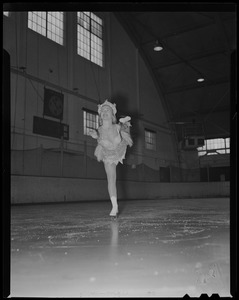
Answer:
[114,8,236,141]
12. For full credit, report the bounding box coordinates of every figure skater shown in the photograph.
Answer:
[89,100,133,217]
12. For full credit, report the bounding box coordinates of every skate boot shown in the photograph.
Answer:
[110,196,118,217]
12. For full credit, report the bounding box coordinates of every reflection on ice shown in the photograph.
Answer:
[10,198,230,297]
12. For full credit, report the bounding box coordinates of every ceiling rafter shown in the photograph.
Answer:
[114,12,172,92]
[152,49,229,71]
[126,12,205,79]
[170,105,230,120]
[214,13,233,52]
[113,12,170,111]
[164,77,229,95]
[114,10,234,139]
[141,21,214,46]
[139,15,235,46]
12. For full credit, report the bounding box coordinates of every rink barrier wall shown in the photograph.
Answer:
[11,175,230,204]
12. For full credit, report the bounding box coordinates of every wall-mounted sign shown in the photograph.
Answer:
[33,116,69,140]
[43,87,64,120]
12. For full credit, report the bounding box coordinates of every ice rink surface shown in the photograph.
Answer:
[10,198,230,297]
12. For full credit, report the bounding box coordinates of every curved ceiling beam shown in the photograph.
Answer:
[113,12,172,120]
[139,14,235,46]
[164,77,229,94]
[152,49,229,70]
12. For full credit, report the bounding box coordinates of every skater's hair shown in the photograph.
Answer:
[98,100,117,115]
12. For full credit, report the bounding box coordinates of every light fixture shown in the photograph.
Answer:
[154,40,163,51]
[196,71,205,82]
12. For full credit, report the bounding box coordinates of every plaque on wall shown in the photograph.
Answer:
[43,87,64,120]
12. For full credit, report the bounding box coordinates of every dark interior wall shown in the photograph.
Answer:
[3,12,230,184]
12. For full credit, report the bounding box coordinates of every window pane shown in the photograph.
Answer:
[225,138,230,148]
[145,129,156,150]
[91,19,102,38]
[217,149,226,154]
[77,26,90,59]
[47,12,64,45]
[206,138,224,150]
[77,11,103,67]
[198,151,207,156]
[197,144,206,151]
[198,137,229,157]
[207,152,218,155]
[83,110,99,136]
[77,12,90,30]
[83,111,87,135]
[28,11,47,36]
[28,11,64,45]
[91,12,102,25]
[91,35,103,66]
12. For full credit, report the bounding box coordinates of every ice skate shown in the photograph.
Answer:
[109,206,118,217]
[109,196,118,217]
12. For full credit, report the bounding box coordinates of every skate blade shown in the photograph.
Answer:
[110,213,118,219]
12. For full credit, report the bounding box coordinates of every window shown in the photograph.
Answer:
[77,12,103,67]
[83,109,99,136]
[145,129,156,150]
[3,11,10,17]
[28,11,64,45]
[197,137,230,156]
[225,137,230,154]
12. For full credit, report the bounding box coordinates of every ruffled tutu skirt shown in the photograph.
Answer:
[94,131,133,165]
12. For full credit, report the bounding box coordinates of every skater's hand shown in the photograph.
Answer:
[119,116,132,130]
[88,129,98,139]
[119,116,131,125]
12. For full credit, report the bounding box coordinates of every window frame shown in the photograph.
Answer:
[3,11,10,17]
[28,11,65,46]
[77,11,104,67]
[197,137,230,156]
[82,108,99,136]
[144,128,157,151]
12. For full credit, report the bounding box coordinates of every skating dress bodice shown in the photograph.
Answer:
[94,122,133,165]
[98,125,121,150]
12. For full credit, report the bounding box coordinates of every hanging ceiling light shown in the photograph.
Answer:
[154,40,163,51]
[197,77,205,82]
[196,71,205,82]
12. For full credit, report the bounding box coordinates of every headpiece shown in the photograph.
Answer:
[98,100,117,115]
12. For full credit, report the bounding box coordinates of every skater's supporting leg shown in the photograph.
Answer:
[104,162,118,216]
